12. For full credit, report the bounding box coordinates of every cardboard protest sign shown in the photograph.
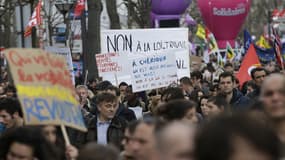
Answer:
[95,52,130,76]
[44,47,75,85]
[4,49,86,132]
[101,28,190,84]
[130,52,177,92]
[175,50,191,77]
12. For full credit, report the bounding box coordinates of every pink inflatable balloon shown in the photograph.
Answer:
[198,0,251,48]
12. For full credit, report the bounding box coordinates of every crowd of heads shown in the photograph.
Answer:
[0,57,285,160]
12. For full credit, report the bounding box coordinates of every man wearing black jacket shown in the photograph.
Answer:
[218,72,251,110]
[247,67,267,101]
[73,92,128,149]
[90,84,137,122]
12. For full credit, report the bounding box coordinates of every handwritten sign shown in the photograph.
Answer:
[95,53,129,76]
[175,50,191,78]
[44,47,75,85]
[4,49,86,132]
[101,28,190,83]
[130,52,177,92]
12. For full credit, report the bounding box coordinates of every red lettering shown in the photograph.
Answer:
[8,50,32,67]
[35,72,48,81]
[110,53,115,56]
[17,69,34,82]
[31,69,73,90]
[46,54,65,68]
[48,69,73,89]
[33,55,48,66]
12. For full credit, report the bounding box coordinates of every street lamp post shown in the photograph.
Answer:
[0,0,5,17]
[54,0,75,46]
[0,5,4,17]
[0,4,5,48]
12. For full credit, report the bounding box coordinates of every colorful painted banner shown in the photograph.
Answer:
[4,49,86,132]
[130,52,177,92]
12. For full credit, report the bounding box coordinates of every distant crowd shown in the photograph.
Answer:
[0,53,285,160]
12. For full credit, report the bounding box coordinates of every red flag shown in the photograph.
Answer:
[272,9,279,17]
[74,0,85,17]
[24,0,42,37]
[205,27,211,40]
[236,44,261,87]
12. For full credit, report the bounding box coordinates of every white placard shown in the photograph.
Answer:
[100,28,190,84]
[130,52,177,92]
[175,50,191,78]
[95,52,130,76]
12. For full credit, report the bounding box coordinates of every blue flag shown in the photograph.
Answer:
[254,45,275,64]
[244,30,252,54]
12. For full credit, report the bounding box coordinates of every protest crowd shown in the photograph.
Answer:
[1,47,285,160]
[2,0,285,160]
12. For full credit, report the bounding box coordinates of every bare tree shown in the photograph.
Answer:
[0,0,18,48]
[106,0,121,29]
[86,0,102,79]
[124,0,151,28]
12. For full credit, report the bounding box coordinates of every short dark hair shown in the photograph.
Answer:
[218,72,235,83]
[106,85,120,97]
[78,143,119,160]
[247,80,257,88]
[0,127,60,160]
[127,120,141,135]
[6,85,16,93]
[180,77,192,86]
[0,98,22,117]
[224,63,233,68]
[119,82,128,88]
[250,67,266,79]
[95,81,112,91]
[157,99,196,121]
[148,89,159,97]
[194,114,280,160]
[161,87,184,102]
[191,71,203,80]
[209,84,219,92]
[96,92,117,104]
[207,95,228,110]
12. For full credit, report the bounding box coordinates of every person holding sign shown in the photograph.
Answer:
[73,92,127,149]
[41,125,79,160]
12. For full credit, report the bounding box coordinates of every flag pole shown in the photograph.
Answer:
[38,0,44,49]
